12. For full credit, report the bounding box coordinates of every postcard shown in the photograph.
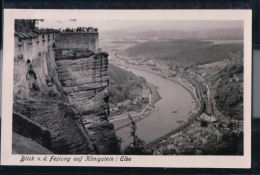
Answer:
[1,9,252,168]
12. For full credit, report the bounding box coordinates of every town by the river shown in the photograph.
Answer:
[109,53,196,147]
[102,36,244,155]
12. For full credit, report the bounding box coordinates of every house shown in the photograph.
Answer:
[133,96,142,105]
[147,59,156,66]
[168,71,177,77]
[117,99,131,109]
[199,113,217,123]
[141,96,149,103]
[110,106,119,113]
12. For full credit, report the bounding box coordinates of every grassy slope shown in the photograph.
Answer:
[126,40,243,66]
[108,64,146,105]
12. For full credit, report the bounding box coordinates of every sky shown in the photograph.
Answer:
[37,19,243,32]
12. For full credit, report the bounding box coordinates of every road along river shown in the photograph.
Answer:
[115,66,196,148]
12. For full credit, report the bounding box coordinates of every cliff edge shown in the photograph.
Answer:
[13,26,119,154]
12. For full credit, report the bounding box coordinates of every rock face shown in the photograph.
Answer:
[13,34,119,154]
[13,20,118,154]
[54,47,119,154]
[13,46,95,154]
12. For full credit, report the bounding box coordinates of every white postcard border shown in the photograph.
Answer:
[1,9,252,168]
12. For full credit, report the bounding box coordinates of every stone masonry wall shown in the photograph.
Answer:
[13,112,52,150]
[55,32,98,52]
[14,33,55,62]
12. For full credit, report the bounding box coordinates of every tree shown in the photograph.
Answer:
[129,114,137,148]
[123,114,152,155]
[200,120,208,133]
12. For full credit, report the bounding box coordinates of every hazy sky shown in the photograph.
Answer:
[37,19,243,32]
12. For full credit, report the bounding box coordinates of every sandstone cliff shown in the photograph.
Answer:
[13,45,95,154]
[54,47,119,154]
[13,43,119,154]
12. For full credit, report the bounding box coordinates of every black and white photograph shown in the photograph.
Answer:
[1,10,252,168]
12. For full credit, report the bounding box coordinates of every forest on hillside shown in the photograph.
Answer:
[126,40,243,66]
[108,64,146,105]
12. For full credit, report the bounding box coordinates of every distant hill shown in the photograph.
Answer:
[126,40,243,66]
[135,28,243,40]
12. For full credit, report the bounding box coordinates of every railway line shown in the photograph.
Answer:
[146,73,205,148]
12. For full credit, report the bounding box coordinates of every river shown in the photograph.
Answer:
[115,67,195,147]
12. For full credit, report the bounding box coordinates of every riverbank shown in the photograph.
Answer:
[130,65,200,113]
[147,82,161,108]
[110,80,161,131]
[147,62,243,155]
[122,64,207,149]
[112,53,199,148]
[110,63,201,133]
[145,72,204,147]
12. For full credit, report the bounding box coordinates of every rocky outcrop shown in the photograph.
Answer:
[13,46,95,154]
[13,30,119,154]
[54,49,108,113]
[54,48,119,154]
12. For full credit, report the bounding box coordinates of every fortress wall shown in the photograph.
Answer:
[14,33,56,62]
[13,48,55,98]
[15,20,35,33]
[14,33,58,99]
[14,37,22,59]
[55,32,98,52]
[14,33,56,97]
[13,112,52,150]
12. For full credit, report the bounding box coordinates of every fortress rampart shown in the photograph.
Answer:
[55,32,98,52]
[14,26,57,62]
